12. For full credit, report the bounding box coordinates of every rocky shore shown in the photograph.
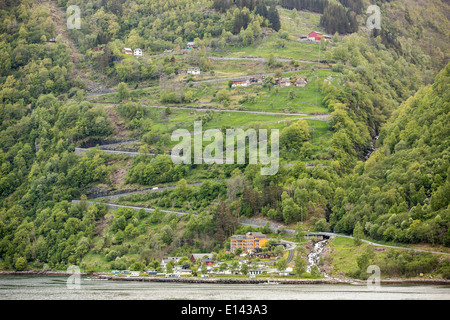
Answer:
[1,271,449,286]
[0,270,88,277]
[94,275,349,285]
[93,274,450,286]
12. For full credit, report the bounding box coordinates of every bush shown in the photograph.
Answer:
[314,218,330,232]
[15,257,27,271]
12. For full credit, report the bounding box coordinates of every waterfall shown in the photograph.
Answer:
[306,239,329,277]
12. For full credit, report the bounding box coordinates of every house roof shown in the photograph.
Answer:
[191,253,213,260]
[247,232,266,238]
[202,258,214,262]
[308,31,323,41]
[161,257,183,263]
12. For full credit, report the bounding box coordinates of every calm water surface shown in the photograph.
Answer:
[0,276,449,300]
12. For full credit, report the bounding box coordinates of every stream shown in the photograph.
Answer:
[364,135,379,160]
[306,239,329,277]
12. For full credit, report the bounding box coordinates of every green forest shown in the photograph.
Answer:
[0,0,449,279]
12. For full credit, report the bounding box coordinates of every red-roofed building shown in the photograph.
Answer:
[122,48,133,55]
[308,31,323,42]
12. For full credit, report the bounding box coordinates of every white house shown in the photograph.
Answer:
[249,268,263,276]
[165,273,180,278]
[187,67,200,75]
[279,78,291,87]
[161,256,183,268]
[134,48,143,57]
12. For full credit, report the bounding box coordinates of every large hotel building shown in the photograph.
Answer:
[230,232,268,253]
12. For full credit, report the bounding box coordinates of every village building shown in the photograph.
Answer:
[122,47,133,55]
[294,77,308,87]
[187,67,201,75]
[134,48,143,57]
[190,253,213,264]
[173,264,192,275]
[279,78,291,87]
[186,42,199,50]
[165,273,180,278]
[230,232,268,253]
[231,79,250,88]
[161,256,182,268]
[249,268,263,276]
[202,257,215,265]
[308,31,323,42]
[249,76,264,84]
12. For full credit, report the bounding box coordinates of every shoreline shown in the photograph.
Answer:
[1,271,449,286]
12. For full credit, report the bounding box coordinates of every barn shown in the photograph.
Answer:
[308,31,323,42]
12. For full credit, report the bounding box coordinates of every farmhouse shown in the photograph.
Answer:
[308,31,323,42]
[279,78,291,87]
[231,79,250,88]
[122,47,133,55]
[134,48,143,57]
[187,67,201,75]
[294,77,308,87]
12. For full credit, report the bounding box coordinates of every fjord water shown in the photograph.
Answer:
[0,276,449,300]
